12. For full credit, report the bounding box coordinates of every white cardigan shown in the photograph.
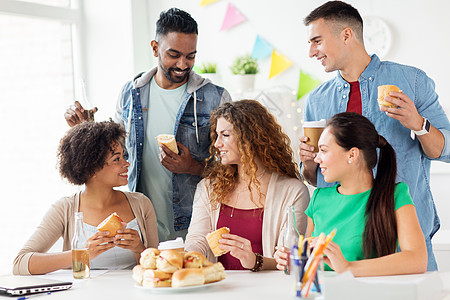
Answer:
[185,172,310,261]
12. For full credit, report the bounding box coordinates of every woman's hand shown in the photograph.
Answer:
[114,228,145,254]
[219,233,256,269]
[274,246,290,271]
[87,232,115,259]
[321,241,350,273]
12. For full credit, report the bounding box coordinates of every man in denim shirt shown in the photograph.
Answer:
[65,8,231,242]
[299,1,450,270]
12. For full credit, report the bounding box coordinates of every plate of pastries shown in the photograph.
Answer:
[132,248,226,292]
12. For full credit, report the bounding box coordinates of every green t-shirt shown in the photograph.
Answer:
[305,182,414,270]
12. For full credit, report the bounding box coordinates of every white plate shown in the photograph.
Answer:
[135,280,223,293]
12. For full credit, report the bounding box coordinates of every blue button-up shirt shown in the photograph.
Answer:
[305,54,450,270]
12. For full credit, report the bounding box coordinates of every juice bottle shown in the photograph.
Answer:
[71,212,90,279]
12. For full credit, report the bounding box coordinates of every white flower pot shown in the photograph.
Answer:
[201,73,221,86]
[233,74,256,93]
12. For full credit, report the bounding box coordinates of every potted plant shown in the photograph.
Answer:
[195,62,221,85]
[230,54,259,93]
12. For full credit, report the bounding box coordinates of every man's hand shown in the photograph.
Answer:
[159,142,205,176]
[64,101,98,127]
[299,136,319,186]
[379,91,423,131]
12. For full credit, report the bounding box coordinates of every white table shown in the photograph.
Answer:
[36,270,450,300]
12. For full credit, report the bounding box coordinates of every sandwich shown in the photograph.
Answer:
[140,248,160,269]
[171,268,205,288]
[156,249,184,273]
[155,134,179,154]
[377,85,402,108]
[183,251,207,268]
[132,264,146,285]
[202,262,227,283]
[206,227,230,256]
[96,212,123,237]
[142,269,172,288]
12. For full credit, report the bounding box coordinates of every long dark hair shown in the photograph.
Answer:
[327,112,397,258]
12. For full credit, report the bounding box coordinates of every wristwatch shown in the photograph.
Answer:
[413,117,431,136]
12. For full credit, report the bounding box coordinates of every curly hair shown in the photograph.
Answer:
[57,120,126,185]
[156,8,198,39]
[206,100,300,208]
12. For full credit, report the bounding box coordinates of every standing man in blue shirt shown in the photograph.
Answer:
[299,1,450,270]
[65,8,231,242]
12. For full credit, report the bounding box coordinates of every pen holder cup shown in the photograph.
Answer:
[294,256,323,299]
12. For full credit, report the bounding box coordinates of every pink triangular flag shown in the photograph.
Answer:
[220,3,246,31]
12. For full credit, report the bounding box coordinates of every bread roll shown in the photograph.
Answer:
[96,212,123,237]
[202,262,227,283]
[377,85,402,108]
[155,134,179,154]
[183,251,207,268]
[140,248,160,269]
[206,227,230,256]
[172,268,205,288]
[142,269,172,288]
[132,265,145,285]
[156,249,184,273]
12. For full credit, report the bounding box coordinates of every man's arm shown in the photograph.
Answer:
[380,91,445,159]
[299,136,319,186]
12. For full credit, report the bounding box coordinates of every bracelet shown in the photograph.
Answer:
[250,252,263,272]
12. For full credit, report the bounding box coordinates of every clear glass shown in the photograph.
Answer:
[71,212,90,279]
[282,205,299,275]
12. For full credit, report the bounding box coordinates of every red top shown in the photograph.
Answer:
[217,204,264,270]
[346,81,362,114]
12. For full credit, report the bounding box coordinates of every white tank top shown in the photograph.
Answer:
[83,218,141,269]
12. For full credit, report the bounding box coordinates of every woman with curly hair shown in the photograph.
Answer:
[185,100,309,270]
[13,121,158,275]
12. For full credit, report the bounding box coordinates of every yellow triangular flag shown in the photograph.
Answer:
[269,50,292,79]
[200,0,218,6]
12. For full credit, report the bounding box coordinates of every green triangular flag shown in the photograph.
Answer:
[297,70,321,100]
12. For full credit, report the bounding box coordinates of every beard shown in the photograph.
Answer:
[159,57,190,84]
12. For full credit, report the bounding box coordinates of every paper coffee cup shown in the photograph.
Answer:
[158,237,185,252]
[303,119,326,152]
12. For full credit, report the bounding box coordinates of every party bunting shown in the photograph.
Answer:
[297,70,322,100]
[220,3,247,31]
[269,50,292,79]
[200,0,218,6]
[251,35,273,60]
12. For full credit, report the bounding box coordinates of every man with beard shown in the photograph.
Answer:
[65,8,231,242]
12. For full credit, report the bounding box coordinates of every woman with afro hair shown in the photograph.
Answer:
[13,120,158,275]
[185,100,309,270]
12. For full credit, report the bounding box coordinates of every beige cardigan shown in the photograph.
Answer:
[185,173,310,261]
[13,191,158,275]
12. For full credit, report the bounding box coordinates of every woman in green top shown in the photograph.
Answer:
[276,112,427,276]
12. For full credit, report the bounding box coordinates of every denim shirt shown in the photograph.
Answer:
[115,68,231,231]
[304,54,450,243]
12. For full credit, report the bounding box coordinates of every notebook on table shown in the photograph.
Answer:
[0,275,72,297]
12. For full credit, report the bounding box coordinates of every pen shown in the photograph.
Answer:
[17,292,52,300]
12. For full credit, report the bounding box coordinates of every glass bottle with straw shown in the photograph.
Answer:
[283,205,300,275]
[76,79,95,121]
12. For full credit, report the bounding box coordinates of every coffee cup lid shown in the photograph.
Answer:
[158,237,185,250]
[303,119,326,128]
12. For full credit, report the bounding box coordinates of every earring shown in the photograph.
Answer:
[348,160,352,164]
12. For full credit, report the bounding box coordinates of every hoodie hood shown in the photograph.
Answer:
[133,67,211,94]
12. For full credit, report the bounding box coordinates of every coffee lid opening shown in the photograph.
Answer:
[158,237,185,250]
[303,119,326,128]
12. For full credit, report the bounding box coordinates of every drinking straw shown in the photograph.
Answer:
[291,206,301,236]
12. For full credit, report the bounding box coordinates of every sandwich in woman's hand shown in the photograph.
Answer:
[171,269,205,288]
[140,248,160,269]
[96,212,124,237]
[202,262,227,283]
[183,251,207,268]
[206,227,230,256]
[156,250,184,273]
[377,85,402,108]
[142,269,172,287]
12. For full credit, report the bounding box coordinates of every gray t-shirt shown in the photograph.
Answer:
[140,78,187,242]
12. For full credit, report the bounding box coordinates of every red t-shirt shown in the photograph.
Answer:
[346,81,362,114]
[216,204,264,270]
